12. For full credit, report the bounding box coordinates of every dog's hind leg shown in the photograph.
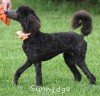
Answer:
[34,62,42,86]
[63,52,82,82]
[76,60,96,84]
[14,59,32,85]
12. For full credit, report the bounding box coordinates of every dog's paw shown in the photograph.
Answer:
[74,73,82,82]
[89,75,96,85]
[14,76,19,85]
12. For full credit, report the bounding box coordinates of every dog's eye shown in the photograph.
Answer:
[20,10,24,12]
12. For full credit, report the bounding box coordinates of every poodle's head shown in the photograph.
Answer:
[5,5,41,34]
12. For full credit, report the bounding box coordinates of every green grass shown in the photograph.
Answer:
[0,0,100,96]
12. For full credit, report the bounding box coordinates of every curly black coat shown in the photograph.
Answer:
[5,6,96,86]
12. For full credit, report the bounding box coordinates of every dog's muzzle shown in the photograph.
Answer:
[5,10,17,20]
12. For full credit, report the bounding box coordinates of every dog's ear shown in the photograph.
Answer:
[28,14,41,32]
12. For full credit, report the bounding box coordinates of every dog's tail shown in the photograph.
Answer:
[72,10,92,36]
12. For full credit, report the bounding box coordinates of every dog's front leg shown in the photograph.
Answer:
[14,59,32,85]
[34,62,42,86]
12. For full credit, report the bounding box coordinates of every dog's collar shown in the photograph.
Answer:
[16,31,31,40]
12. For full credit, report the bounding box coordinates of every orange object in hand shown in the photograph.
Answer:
[16,31,31,40]
[0,5,10,26]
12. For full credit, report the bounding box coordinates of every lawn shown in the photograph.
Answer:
[0,0,100,96]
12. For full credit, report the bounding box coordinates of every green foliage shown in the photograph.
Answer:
[10,0,100,14]
[52,0,100,3]
[0,0,100,96]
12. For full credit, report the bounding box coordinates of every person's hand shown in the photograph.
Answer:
[1,0,12,11]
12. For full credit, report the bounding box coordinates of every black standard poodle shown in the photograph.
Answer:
[5,5,96,86]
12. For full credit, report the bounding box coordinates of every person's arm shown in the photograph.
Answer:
[1,0,12,10]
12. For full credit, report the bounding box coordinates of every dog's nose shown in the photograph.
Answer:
[4,11,8,15]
